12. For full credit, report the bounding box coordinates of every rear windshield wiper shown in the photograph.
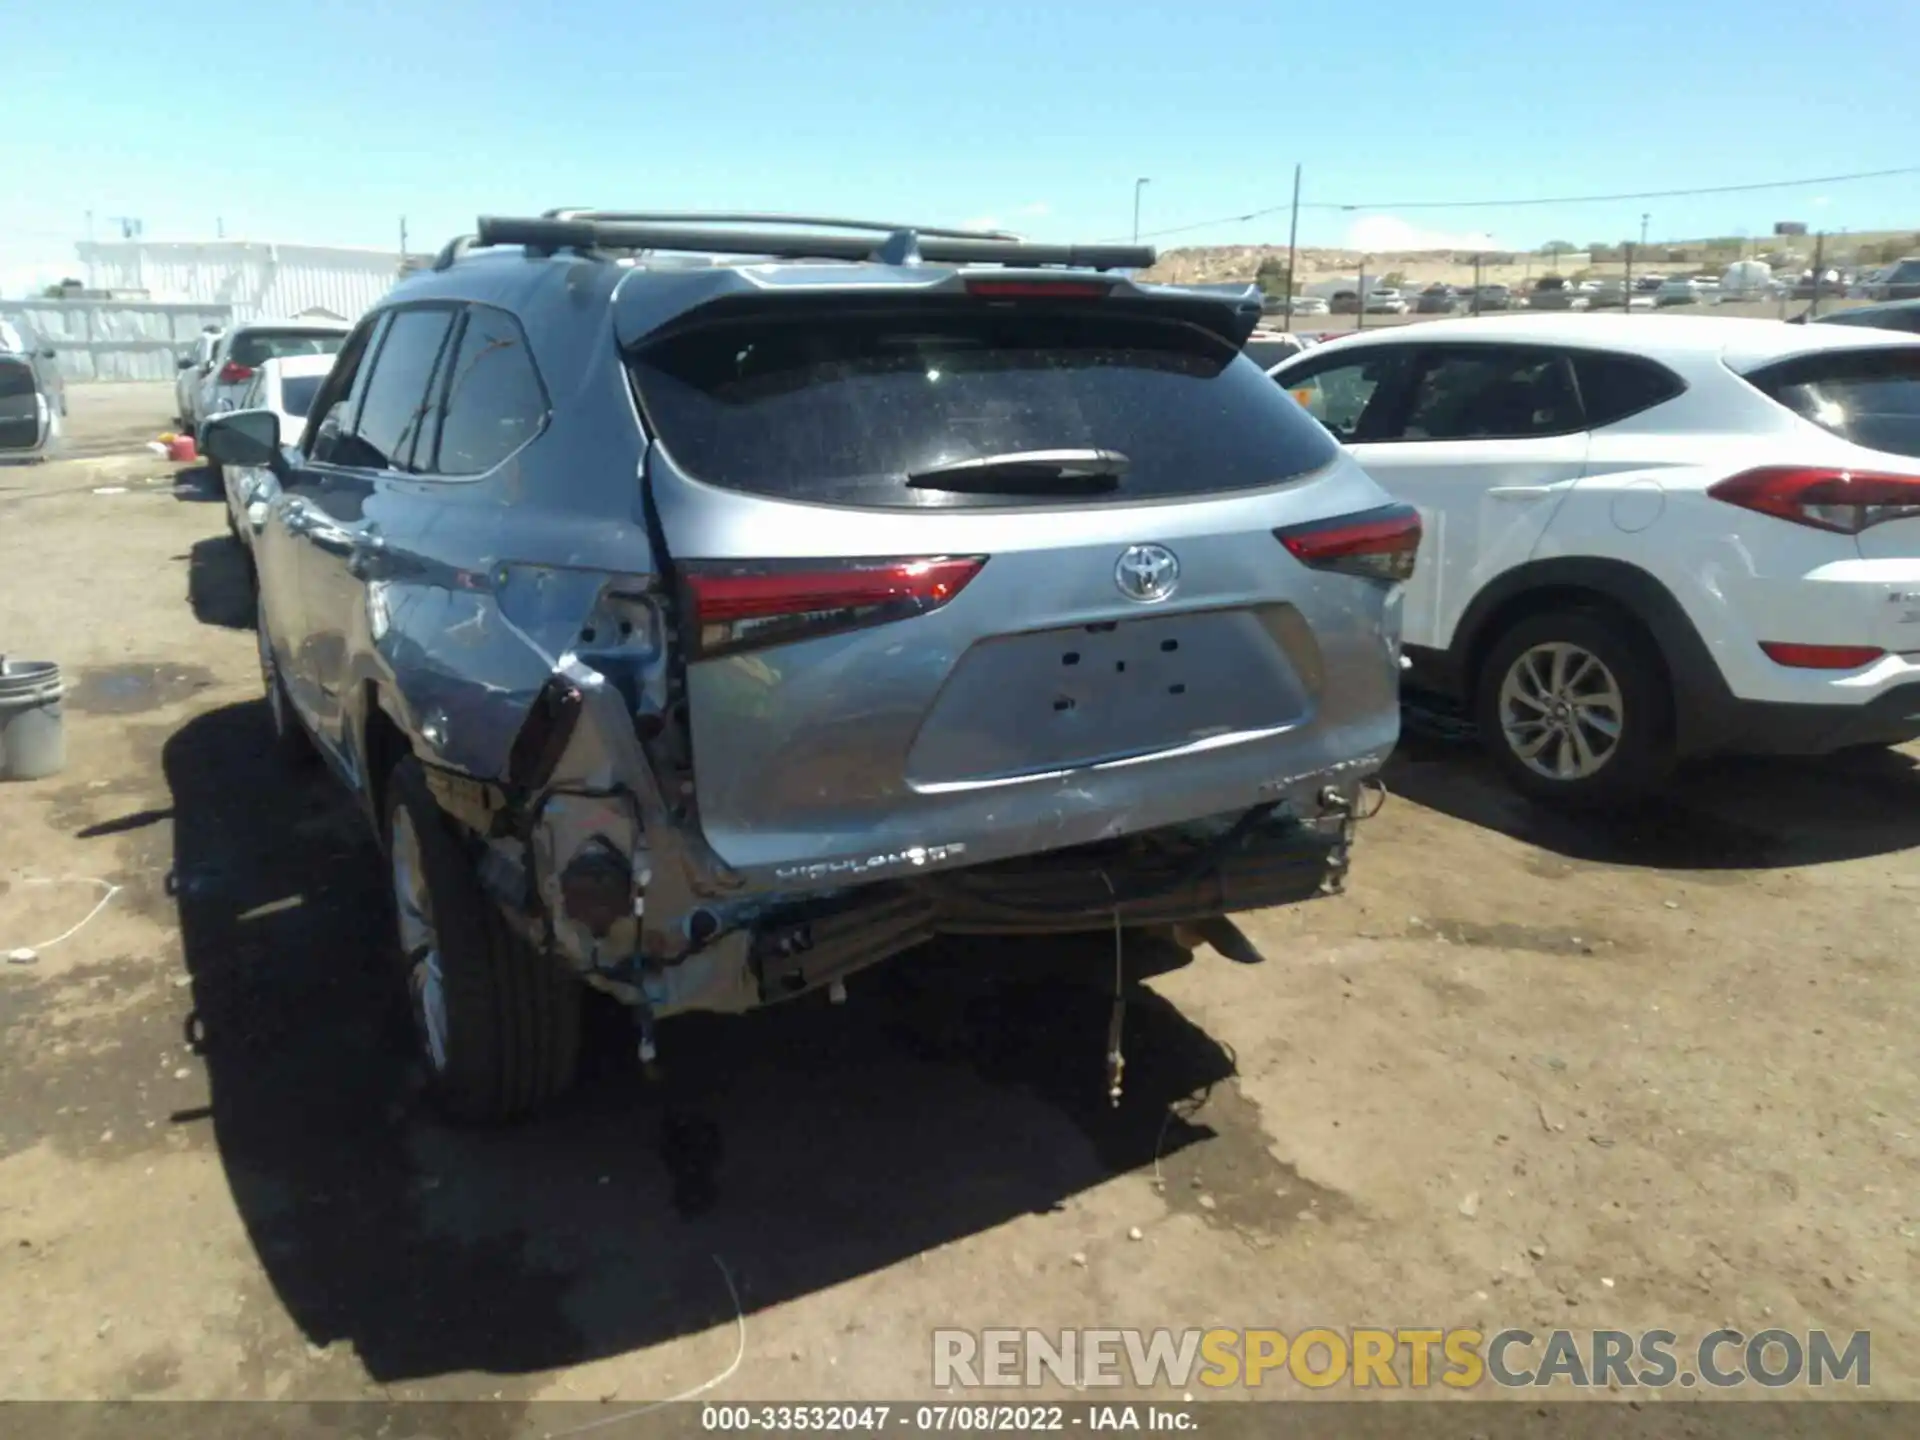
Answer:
[905,448,1129,494]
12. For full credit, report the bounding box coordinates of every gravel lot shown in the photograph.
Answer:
[1,384,1916,1422]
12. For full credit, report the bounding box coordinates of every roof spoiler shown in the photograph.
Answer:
[458,213,1156,273]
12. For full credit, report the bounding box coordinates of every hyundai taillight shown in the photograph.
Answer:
[1275,503,1422,583]
[679,556,986,658]
[1708,466,1920,535]
[218,360,255,385]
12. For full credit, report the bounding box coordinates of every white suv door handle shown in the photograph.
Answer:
[1487,485,1560,501]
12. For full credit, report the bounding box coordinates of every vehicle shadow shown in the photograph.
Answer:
[1388,718,1920,870]
[161,701,1234,1384]
[170,463,223,502]
[185,535,256,631]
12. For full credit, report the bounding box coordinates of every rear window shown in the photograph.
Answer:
[0,357,34,399]
[1886,261,1920,285]
[280,374,325,418]
[230,329,345,368]
[1746,348,1920,459]
[629,306,1339,508]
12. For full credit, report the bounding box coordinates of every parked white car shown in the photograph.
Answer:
[219,353,335,558]
[1272,314,1920,805]
[173,328,225,431]
[1363,289,1410,315]
[1655,276,1718,307]
[193,318,349,467]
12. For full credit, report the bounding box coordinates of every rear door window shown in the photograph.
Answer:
[630,305,1339,508]
[344,307,457,472]
[431,305,548,475]
[1745,348,1920,459]
[229,328,347,368]
[1399,346,1581,440]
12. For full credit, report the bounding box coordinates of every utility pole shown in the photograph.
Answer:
[216,216,224,239]
[1809,230,1827,319]
[400,215,409,260]
[1282,163,1302,330]
[1132,178,1150,244]
[1640,212,1650,250]
[1356,256,1368,331]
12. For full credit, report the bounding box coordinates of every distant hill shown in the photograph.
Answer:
[1139,229,1920,291]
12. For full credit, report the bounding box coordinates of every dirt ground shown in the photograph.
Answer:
[2,385,1917,1420]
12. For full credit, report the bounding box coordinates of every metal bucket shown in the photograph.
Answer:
[0,660,66,781]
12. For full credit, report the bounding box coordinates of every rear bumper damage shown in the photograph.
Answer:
[430,648,1378,1030]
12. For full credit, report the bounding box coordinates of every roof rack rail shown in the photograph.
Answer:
[468,215,1156,273]
[541,209,1027,242]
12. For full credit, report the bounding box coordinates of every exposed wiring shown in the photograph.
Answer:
[1099,870,1126,1108]
[1112,164,1920,243]
[5,876,123,958]
[546,1253,745,1438]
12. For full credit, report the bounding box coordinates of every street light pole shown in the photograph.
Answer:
[1282,163,1302,330]
[1132,178,1151,244]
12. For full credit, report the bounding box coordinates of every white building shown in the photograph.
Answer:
[76,239,408,324]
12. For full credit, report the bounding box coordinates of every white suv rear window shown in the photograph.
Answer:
[1746,348,1920,459]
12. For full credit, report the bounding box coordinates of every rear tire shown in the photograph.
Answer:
[1474,609,1674,809]
[385,756,582,1124]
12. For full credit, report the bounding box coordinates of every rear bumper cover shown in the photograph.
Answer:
[747,808,1354,1006]
[1706,682,1920,757]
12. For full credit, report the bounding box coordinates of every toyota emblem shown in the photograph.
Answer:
[1114,543,1180,603]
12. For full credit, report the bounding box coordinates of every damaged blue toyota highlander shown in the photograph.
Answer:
[201,211,1417,1123]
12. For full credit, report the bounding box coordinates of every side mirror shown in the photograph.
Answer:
[203,409,285,475]
[41,349,57,360]
[177,356,194,370]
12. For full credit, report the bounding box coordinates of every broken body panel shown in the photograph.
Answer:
[269,245,1398,1029]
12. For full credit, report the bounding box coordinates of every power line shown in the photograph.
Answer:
[1117,164,1920,244]
[1317,165,1920,213]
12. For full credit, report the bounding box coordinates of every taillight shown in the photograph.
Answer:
[1708,466,1920,535]
[1275,503,1422,583]
[1758,642,1885,670]
[680,556,985,659]
[218,360,254,385]
[965,279,1111,299]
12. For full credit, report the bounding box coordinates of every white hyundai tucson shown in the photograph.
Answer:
[1271,313,1920,806]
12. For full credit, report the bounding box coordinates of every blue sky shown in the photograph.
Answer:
[3,0,1915,292]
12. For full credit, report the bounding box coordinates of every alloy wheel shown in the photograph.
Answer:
[1497,641,1625,781]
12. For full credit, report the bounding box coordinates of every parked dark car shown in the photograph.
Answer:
[1470,284,1513,311]
[202,211,1415,1123]
[1866,258,1920,302]
[1329,290,1361,314]
[1527,277,1574,310]
[1802,298,1920,333]
[1415,285,1457,314]
[0,326,65,461]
